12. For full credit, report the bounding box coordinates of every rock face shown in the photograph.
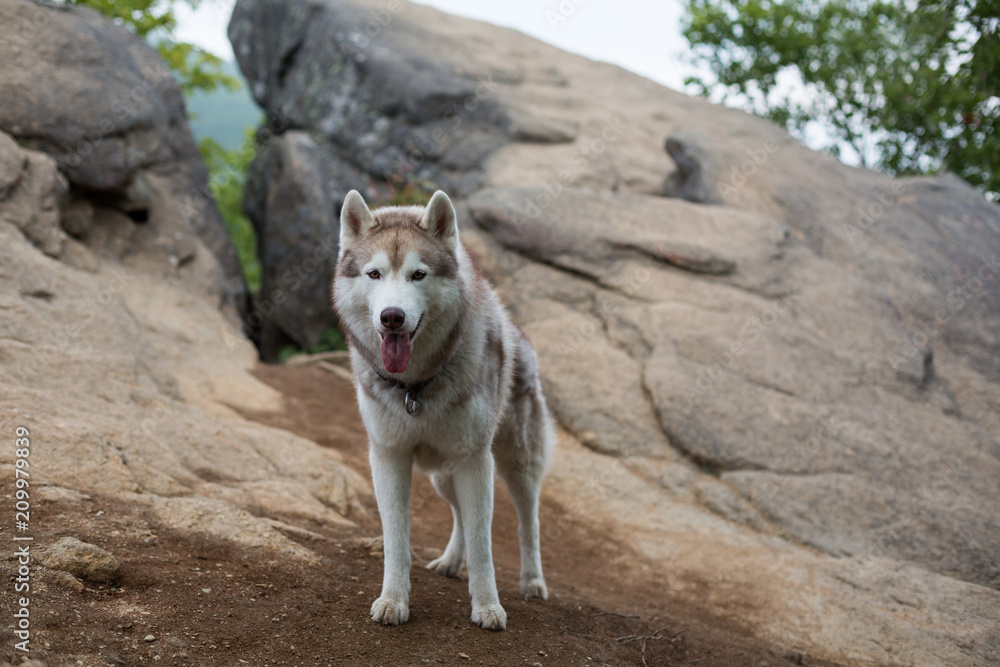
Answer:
[0,0,369,569]
[231,0,999,662]
[0,0,246,315]
[4,0,995,662]
[0,131,68,258]
[228,0,510,358]
[0,128,369,558]
[242,130,342,359]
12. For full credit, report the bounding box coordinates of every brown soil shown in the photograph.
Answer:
[0,363,844,667]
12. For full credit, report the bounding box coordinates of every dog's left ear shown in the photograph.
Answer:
[420,190,458,252]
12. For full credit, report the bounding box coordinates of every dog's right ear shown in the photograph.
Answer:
[339,190,375,251]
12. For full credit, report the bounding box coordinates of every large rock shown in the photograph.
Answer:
[243,131,342,359]
[228,0,508,197]
[463,184,1000,589]
[0,0,246,316]
[228,0,511,355]
[228,1,1000,661]
[0,1,371,571]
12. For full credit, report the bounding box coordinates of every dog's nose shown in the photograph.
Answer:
[380,307,405,330]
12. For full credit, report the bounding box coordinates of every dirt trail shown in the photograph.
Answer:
[1,363,843,667]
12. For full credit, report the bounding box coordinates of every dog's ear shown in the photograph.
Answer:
[339,190,375,252]
[419,190,458,252]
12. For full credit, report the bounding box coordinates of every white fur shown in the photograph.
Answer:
[333,190,555,631]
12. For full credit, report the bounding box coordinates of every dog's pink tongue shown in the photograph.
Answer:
[381,333,412,374]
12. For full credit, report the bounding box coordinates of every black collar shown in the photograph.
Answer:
[371,368,440,417]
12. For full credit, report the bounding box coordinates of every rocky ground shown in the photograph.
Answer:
[0,0,998,665]
[1,361,847,667]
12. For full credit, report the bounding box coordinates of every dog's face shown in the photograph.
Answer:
[333,190,461,374]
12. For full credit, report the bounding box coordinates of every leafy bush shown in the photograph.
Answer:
[278,327,348,361]
[199,133,262,292]
[683,0,999,198]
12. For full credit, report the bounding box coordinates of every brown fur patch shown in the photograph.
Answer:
[342,206,458,279]
[425,318,467,378]
[338,250,361,278]
[487,328,505,372]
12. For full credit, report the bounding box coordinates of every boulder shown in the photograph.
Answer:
[228,0,508,197]
[228,0,512,352]
[0,0,371,578]
[39,537,119,584]
[243,131,343,360]
[227,4,1000,659]
[148,496,320,563]
[0,0,246,317]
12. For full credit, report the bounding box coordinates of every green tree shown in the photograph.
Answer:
[199,132,261,292]
[683,0,999,198]
[61,0,239,95]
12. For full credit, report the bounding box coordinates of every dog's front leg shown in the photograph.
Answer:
[454,451,507,630]
[369,445,413,625]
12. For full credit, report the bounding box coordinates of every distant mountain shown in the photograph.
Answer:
[187,60,261,149]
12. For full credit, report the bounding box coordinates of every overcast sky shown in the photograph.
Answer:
[173,1,853,163]
[174,0,693,91]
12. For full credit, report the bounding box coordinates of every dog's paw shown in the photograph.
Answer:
[471,603,507,631]
[370,596,409,626]
[426,553,464,578]
[520,577,548,600]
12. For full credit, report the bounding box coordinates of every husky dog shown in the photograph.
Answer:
[332,190,554,631]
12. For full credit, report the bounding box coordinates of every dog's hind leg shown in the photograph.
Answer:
[427,472,465,578]
[499,460,547,599]
[495,386,554,600]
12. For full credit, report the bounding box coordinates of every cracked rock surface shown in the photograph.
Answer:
[231,1,1000,662]
[0,0,369,569]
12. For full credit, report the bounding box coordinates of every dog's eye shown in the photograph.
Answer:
[367,269,381,280]
[411,270,426,282]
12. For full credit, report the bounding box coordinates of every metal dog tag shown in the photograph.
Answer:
[404,390,421,417]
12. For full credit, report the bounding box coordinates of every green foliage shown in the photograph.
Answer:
[65,0,175,37]
[158,41,240,96]
[187,61,263,149]
[277,328,348,361]
[199,132,261,292]
[379,182,437,207]
[683,0,999,197]
[61,0,239,95]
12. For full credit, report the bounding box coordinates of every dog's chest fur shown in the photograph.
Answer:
[349,283,518,470]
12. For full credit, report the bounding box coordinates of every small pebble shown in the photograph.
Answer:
[144,635,155,642]
[458,653,470,660]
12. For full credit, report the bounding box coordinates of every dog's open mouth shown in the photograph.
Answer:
[379,317,421,374]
